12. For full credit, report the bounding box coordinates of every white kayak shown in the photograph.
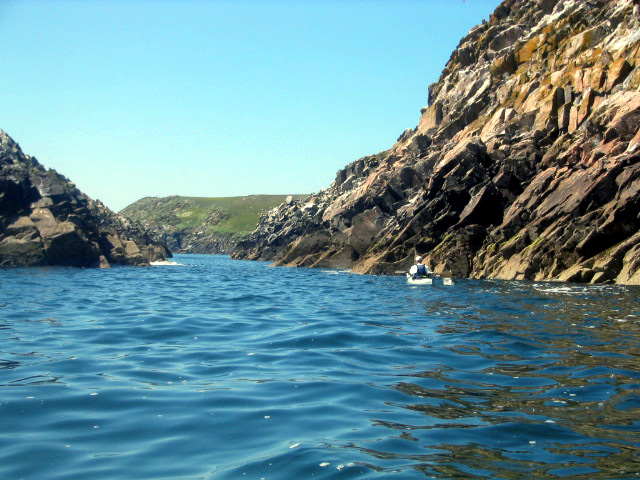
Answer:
[406,273,454,285]
[406,273,433,285]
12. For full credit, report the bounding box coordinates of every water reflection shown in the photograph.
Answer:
[359,281,640,478]
[6,375,63,386]
[0,359,20,369]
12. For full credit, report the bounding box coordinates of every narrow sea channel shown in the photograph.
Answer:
[0,254,638,479]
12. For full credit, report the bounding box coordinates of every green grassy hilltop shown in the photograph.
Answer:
[120,194,306,254]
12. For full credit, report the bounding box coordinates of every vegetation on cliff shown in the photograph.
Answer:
[0,130,170,267]
[121,195,306,254]
[233,0,640,285]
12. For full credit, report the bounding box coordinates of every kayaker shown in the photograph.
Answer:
[409,255,430,279]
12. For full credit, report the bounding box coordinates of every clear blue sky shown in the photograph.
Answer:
[1,0,501,212]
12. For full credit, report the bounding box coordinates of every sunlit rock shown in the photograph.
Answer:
[232,0,640,285]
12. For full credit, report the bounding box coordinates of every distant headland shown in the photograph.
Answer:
[120,195,306,254]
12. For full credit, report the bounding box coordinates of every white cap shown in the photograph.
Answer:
[415,255,423,262]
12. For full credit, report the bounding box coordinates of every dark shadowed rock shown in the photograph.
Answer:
[0,130,170,268]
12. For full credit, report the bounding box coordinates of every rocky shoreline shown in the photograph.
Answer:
[0,130,170,268]
[233,0,640,285]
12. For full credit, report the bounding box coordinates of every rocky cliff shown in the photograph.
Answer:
[0,130,171,267]
[233,0,640,285]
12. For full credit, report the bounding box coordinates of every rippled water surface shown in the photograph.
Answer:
[1,254,639,479]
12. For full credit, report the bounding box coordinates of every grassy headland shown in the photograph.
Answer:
[120,195,306,254]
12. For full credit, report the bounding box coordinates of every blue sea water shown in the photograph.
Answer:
[1,254,639,480]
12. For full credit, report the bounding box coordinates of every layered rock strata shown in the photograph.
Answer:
[233,0,640,285]
[0,130,171,267]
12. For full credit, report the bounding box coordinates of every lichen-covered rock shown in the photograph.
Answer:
[0,130,171,267]
[233,0,640,285]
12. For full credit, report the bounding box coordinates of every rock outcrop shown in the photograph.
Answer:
[0,130,171,267]
[233,0,640,285]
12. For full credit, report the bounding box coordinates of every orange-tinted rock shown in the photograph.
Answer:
[233,0,640,285]
[573,69,584,91]
[418,102,443,131]
[590,65,606,91]
[491,52,518,76]
[606,58,633,90]
[577,89,595,125]
[558,104,571,130]
[516,35,542,64]
[534,95,556,130]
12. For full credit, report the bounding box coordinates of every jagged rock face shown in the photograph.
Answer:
[0,130,171,267]
[232,0,640,285]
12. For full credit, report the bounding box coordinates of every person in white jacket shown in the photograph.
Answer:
[409,256,430,279]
